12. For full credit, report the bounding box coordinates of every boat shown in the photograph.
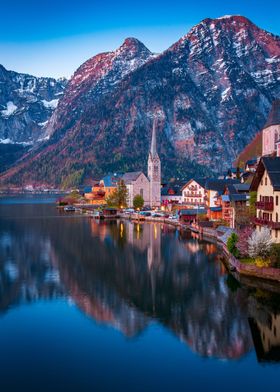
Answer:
[94,208,119,219]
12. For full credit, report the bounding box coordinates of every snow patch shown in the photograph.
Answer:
[41,99,59,109]
[38,120,49,127]
[217,15,236,20]
[0,138,33,146]
[1,101,18,117]
[37,135,50,142]
[265,56,280,64]
[221,87,231,102]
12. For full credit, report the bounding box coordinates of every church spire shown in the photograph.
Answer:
[150,117,158,158]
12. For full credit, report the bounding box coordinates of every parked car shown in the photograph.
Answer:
[64,206,75,212]
[124,208,134,214]
[140,211,151,217]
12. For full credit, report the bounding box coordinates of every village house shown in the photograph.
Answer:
[250,156,280,243]
[245,158,258,173]
[178,208,207,224]
[225,167,243,180]
[204,179,239,221]
[161,182,183,209]
[84,173,122,205]
[262,99,280,157]
[220,183,250,228]
[181,178,207,209]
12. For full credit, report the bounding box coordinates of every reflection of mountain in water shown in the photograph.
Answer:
[0,204,276,361]
[0,219,63,313]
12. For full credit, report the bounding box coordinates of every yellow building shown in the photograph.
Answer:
[84,174,122,205]
[250,157,280,243]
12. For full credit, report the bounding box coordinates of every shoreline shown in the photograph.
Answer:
[67,206,280,289]
[120,213,280,287]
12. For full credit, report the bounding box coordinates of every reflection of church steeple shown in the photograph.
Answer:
[147,224,161,270]
[147,223,162,312]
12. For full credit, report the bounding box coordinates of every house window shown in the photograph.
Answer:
[276,196,279,206]
[276,213,279,222]
[265,177,267,186]
[140,188,143,198]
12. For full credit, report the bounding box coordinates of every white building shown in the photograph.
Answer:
[181,179,207,208]
[122,171,150,208]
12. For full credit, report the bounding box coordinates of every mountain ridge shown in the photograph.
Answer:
[1,15,279,187]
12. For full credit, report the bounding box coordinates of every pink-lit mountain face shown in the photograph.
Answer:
[1,16,280,186]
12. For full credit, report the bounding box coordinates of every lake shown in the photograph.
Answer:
[0,195,279,391]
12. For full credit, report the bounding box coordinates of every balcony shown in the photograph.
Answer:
[255,201,274,211]
[182,202,206,207]
[185,193,202,198]
[254,218,280,229]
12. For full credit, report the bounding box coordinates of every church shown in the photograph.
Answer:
[262,99,280,157]
[122,119,161,208]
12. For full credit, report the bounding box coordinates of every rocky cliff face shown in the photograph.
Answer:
[1,15,279,186]
[0,65,67,145]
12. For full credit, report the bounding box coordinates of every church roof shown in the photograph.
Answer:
[250,156,280,191]
[122,171,143,184]
[263,99,280,129]
[101,173,122,187]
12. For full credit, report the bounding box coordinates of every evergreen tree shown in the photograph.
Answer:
[106,179,128,208]
[249,191,257,217]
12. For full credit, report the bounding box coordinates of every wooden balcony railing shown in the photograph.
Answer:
[255,201,274,211]
[254,218,280,229]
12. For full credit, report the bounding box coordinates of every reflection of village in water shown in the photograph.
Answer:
[0,203,280,364]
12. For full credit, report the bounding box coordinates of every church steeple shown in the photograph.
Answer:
[150,118,158,159]
[148,116,161,208]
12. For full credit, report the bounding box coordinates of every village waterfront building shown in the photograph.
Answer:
[250,156,280,243]
[181,178,207,209]
[84,173,122,205]
[161,182,183,209]
[205,179,240,221]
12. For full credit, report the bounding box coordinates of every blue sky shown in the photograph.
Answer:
[1,0,279,78]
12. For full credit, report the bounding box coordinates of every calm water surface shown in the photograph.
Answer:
[0,195,279,391]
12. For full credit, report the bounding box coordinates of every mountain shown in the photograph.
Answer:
[0,66,67,170]
[1,15,280,187]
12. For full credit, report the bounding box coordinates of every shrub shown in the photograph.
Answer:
[248,227,272,260]
[227,232,239,258]
[255,257,270,268]
[269,243,280,268]
[236,227,253,257]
